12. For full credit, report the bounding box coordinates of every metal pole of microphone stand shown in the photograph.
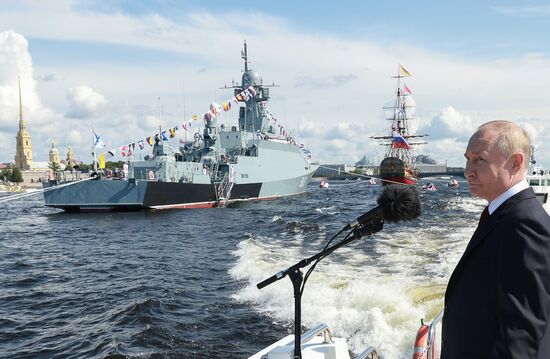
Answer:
[289,268,303,359]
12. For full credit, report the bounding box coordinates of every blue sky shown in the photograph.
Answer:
[1,0,550,167]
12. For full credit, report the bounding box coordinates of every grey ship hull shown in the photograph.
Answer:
[43,171,315,212]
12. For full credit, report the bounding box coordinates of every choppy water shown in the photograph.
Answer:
[0,180,483,358]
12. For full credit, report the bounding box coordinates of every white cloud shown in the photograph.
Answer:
[0,30,45,127]
[420,106,475,142]
[422,138,468,167]
[65,86,107,119]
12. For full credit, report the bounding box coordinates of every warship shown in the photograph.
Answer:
[43,42,318,211]
[371,65,427,185]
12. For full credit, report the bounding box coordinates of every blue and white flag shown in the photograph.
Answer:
[93,131,105,148]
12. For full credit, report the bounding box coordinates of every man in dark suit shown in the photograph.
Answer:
[442,120,550,358]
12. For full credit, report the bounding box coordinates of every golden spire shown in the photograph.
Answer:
[15,74,33,170]
[18,74,25,131]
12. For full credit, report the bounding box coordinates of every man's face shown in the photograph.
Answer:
[464,128,514,202]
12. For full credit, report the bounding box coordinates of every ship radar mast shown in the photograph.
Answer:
[241,40,248,72]
[220,41,279,136]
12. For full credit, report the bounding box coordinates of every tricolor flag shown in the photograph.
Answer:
[399,64,412,77]
[404,83,413,94]
[146,136,153,146]
[222,102,231,111]
[392,132,411,149]
[138,140,145,150]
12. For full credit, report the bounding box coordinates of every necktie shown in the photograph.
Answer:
[479,206,489,225]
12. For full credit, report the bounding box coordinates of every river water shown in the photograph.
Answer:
[0,179,483,358]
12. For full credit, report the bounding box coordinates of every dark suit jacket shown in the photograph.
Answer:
[442,188,550,359]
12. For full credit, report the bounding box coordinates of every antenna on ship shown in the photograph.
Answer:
[158,96,163,143]
[241,40,248,72]
[182,81,187,143]
[91,125,97,173]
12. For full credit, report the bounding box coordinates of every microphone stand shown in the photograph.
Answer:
[256,219,384,359]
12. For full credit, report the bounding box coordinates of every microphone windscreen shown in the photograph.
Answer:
[377,184,421,222]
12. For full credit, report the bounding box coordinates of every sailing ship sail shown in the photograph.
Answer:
[371,64,427,185]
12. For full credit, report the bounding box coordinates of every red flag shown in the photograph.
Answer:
[404,83,412,94]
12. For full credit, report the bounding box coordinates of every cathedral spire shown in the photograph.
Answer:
[18,74,25,131]
[15,75,33,170]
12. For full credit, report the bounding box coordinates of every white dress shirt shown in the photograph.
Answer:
[488,179,529,215]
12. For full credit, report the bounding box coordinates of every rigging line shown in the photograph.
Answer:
[316,165,416,187]
[0,176,95,204]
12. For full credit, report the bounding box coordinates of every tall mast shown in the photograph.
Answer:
[158,97,163,141]
[182,81,187,143]
[241,40,248,72]
[92,127,97,172]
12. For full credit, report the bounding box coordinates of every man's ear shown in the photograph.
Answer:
[510,152,524,174]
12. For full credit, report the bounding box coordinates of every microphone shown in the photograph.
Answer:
[343,184,421,230]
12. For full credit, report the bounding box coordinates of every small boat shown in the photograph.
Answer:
[319,180,329,188]
[447,178,459,188]
[422,182,437,191]
[371,64,428,185]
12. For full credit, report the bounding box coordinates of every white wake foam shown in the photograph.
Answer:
[231,197,482,358]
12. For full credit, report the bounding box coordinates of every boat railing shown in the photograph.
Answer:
[355,346,378,359]
[54,170,83,183]
[292,324,378,359]
[427,309,444,359]
[300,324,333,344]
